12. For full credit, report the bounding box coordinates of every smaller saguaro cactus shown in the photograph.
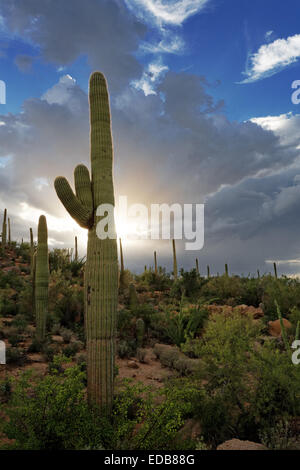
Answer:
[225,263,229,277]
[75,236,78,261]
[30,228,34,276]
[119,238,125,290]
[136,318,145,348]
[8,217,11,247]
[154,251,158,275]
[207,265,210,279]
[172,239,178,280]
[195,258,199,275]
[273,262,278,279]
[2,208,7,247]
[129,283,138,310]
[35,215,49,342]
[257,269,260,279]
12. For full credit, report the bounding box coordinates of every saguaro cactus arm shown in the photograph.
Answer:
[54,169,93,229]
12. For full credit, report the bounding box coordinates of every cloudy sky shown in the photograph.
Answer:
[1,0,300,276]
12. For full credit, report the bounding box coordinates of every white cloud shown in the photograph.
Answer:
[132,60,168,95]
[125,0,210,25]
[240,34,300,83]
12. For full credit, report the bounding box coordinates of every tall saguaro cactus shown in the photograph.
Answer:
[54,72,118,412]
[172,239,177,280]
[35,215,49,342]
[2,208,7,248]
[207,265,210,279]
[225,263,229,277]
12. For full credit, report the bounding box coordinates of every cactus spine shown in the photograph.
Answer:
[154,251,158,275]
[119,238,125,290]
[75,236,78,261]
[273,262,278,279]
[136,318,145,348]
[2,208,7,248]
[35,215,49,342]
[54,72,118,412]
[172,239,177,280]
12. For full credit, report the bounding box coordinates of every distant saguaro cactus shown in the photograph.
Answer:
[225,263,229,277]
[8,217,11,247]
[2,208,7,248]
[54,72,118,412]
[273,262,278,279]
[207,265,210,279]
[136,318,145,348]
[172,239,178,280]
[154,251,158,275]
[195,258,199,275]
[35,215,49,342]
[74,236,78,261]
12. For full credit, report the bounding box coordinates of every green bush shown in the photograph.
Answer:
[1,364,107,450]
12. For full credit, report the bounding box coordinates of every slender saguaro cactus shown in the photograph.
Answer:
[195,258,199,275]
[2,209,7,247]
[273,262,278,279]
[154,251,158,275]
[225,263,229,277]
[35,215,49,342]
[136,318,145,348]
[75,236,78,261]
[257,269,260,279]
[172,239,177,280]
[30,228,34,275]
[54,72,118,412]
[119,238,125,290]
[8,217,11,247]
[207,265,210,279]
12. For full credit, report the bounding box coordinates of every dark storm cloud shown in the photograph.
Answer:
[0,0,146,90]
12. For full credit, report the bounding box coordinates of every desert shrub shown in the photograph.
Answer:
[60,328,73,343]
[136,348,147,363]
[248,342,300,432]
[6,347,26,366]
[17,285,34,320]
[112,379,201,450]
[117,308,135,339]
[0,270,24,290]
[0,377,12,403]
[7,328,23,347]
[1,365,107,450]
[163,302,210,347]
[11,314,28,333]
[63,341,82,359]
[117,339,136,359]
[27,338,44,353]
[200,275,243,305]
[135,270,171,292]
[259,418,299,450]
[261,276,300,321]
[170,269,204,300]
